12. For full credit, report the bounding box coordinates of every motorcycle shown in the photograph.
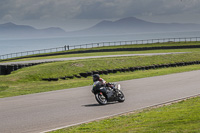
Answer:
[92,81,125,105]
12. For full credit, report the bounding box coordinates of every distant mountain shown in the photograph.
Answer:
[72,17,200,35]
[1,17,200,39]
[0,22,67,39]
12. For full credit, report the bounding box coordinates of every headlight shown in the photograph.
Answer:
[118,84,121,90]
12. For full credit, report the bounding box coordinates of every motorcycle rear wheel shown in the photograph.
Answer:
[95,93,107,105]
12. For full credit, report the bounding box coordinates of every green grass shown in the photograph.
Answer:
[4,52,200,81]
[51,96,200,133]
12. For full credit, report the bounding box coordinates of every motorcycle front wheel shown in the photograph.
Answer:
[118,90,125,102]
[95,92,107,105]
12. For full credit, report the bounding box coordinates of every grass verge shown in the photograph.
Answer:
[51,96,200,133]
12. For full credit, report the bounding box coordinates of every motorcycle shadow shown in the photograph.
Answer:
[83,102,117,107]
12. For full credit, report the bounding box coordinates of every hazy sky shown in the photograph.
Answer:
[1,0,200,31]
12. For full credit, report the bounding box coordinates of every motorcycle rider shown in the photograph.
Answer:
[93,74,117,92]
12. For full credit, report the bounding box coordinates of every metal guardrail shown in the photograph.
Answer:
[0,37,200,60]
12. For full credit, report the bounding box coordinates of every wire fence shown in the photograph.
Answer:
[0,37,200,60]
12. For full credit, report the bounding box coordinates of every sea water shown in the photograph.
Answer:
[1,31,200,55]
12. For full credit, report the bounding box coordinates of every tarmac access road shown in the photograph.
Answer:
[0,52,187,65]
[0,70,200,133]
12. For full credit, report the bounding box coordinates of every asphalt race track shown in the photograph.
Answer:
[0,70,200,133]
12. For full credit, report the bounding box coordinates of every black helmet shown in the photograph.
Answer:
[93,74,100,82]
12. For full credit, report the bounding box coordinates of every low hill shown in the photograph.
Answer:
[0,22,66,39]
[73,17,200,35]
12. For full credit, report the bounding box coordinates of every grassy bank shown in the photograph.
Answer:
[51,96,200,133]
[1,63,200,98]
